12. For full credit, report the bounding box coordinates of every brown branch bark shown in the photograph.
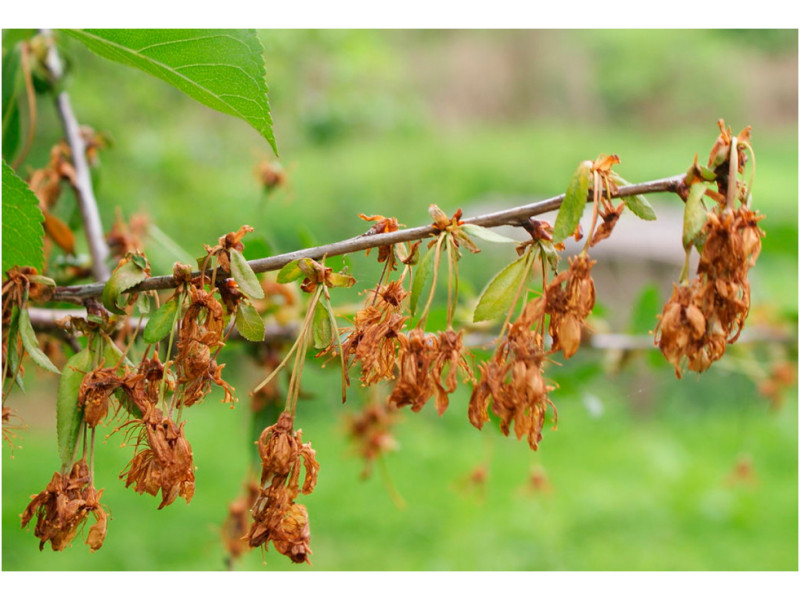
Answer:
[50,174,684,304]
[41,29,111,282]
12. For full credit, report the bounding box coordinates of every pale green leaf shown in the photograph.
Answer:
[102,257,149,315]
[473,253,531,323]
[683,182,709,250]
[410,245,435,316]
[64,29,277,154]
[553,160,592,243]
[276,260,303,283]
[57,347,91,470]
[230,248,264,299]
[312,299,333,349]
[142,297,180,344]
[18,307,60,373]
[459,223,517,244]
[2,160,44,274]
[235,302,265,342]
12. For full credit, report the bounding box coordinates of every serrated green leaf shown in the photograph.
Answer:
[473,253,531,323]
[459,223,517,244]
[18,307,60,374]
[57,347,92,470]
[553,160,592,243]
[142,297,180,344]
[102,257,149,315]
[2,44,22,161]
[276,260,303,283]
[2,160,44,274]
[312,299,333,349]
[683,182,709,250]
[136,292,152,314]
[538,241,561,272]
[410,245,435,316]
[230,248,264,299]
[64,29,277,154]
[235,302,265,342]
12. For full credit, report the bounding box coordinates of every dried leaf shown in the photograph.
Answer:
[43,211,76,254]
[229,248,264,300]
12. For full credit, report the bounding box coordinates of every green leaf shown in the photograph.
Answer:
[538,241,560,272]
[64,29,277,154]
[459,223,517,244]
[2,160,44,274]
[6,306,24,391]
[473,253,532,323]
[327,271,356,289]
[235,302,265,342]
[553,160,592,243]
[142,297,180,344]
[276,259,304,283]
[57,347,91,470]
[2,44,22,161]
[683,182,709,250]
[102,256,149,315]
[623,195,657,221]
[18,307,60,373]
[312,299,334,349]
[229,248,264,299]
[410,245,435,316]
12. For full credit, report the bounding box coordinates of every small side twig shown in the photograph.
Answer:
[40,29,111,282]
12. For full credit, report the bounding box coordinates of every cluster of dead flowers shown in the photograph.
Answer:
[656,122,764,377]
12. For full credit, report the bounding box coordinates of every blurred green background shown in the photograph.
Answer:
[2,29,797,571]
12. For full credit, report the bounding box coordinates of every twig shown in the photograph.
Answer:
[50,175,684,304]
[40,29,111,282]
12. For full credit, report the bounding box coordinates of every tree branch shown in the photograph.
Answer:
[41,29,111,283]
[50,174,684,304]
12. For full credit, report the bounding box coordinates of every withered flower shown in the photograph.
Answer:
[388,328,439,413]
[78,363,126,427]
[221,478,261,565]
[545,254,596,359]
[469,298,557,450]
[330,281,408,386]
[21,459,108,552]
[119,405,195,509]
[246,412,318,564]
[359,213,401,265]
[347,402,399,478]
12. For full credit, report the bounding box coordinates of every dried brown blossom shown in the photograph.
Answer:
[246,412,319,564]
[347,402,399,478]
[332,281,408,386]
[21,459,108,552]
[119,405,195,509]
[359,213,401,264]
[78,363,127,427]
[469,298,557,450]
[388,328,439,413]
[656,206,765,377]
[221,478,261,565]
[545,254,596,359]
